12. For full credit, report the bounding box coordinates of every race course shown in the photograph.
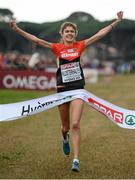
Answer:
[0,74,135,179]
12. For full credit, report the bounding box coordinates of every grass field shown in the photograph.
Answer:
[0,74,135,179]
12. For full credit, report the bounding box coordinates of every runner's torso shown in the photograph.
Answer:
[52,41,85,88]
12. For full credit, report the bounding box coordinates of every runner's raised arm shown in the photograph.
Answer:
[84,11,123,47]
[10,19,52,48]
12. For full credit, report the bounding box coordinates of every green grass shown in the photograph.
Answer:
[0,74,135,179]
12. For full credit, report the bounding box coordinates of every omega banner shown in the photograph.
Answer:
[0,70,56,90]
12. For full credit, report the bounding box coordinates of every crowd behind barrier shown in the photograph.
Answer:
[0,51,135,74]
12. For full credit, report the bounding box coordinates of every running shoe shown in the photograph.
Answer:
[62,133,70,156]
[72,160,79,172]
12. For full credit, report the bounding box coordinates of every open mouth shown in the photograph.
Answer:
[66,35,74,41]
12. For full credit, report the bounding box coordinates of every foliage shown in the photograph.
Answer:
[0,9,135,59]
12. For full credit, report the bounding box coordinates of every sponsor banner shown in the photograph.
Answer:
[0,89,135,129]
[0,90,84,121]
[88,98,124,124]
[0,70,56,90]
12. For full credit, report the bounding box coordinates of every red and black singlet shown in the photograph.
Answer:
[52,41,85,88]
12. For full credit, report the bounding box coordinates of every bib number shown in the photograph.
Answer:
[61,62,82,83]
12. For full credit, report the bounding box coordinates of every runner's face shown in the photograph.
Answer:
[62,26,76,43]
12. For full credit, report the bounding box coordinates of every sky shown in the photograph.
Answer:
[0,0,135,23]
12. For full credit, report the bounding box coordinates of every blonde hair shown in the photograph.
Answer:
[59,22,78,34]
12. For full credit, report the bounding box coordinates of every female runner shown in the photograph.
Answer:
[10,11,123,172]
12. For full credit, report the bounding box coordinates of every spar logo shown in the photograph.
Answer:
[125,115,135,125]
[61,63,76,70]
[88,98,124,124]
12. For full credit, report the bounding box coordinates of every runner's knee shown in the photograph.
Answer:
[72,122,80,131]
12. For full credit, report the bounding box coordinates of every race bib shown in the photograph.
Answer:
[60,62,82,83]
